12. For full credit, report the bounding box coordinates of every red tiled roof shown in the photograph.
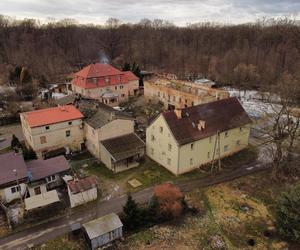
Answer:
[23,105,84,128]
[72,64,139,89]
[75,63,122,78]
[68,176,98,194]
[123,71,139,81]
[162,97,252,145]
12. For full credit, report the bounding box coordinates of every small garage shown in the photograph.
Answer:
[83,213,123,249]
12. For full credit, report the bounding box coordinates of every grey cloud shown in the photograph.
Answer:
[0,0,299,25]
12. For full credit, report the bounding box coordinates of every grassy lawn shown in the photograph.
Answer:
[114,171,300,250]
[69,145,258,194]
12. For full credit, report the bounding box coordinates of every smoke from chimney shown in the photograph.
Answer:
[99,51,110,64]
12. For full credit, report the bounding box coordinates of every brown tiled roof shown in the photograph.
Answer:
[68,176,98,194]
[0,152,28,186]
[26,156,71,181]
[162,97,251,145]
[101,133,145,161]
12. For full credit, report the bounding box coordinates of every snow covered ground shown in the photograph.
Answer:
[223,87,281,118]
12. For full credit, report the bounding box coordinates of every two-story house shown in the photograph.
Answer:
[20,105,84,158]
[85,103,145,172]
[72,63,139,106]
[146,97,252,175]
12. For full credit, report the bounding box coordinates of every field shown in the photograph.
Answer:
[35,168,300,250]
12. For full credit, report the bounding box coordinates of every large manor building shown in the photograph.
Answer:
[72,63,139,106]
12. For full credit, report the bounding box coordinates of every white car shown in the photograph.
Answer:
[113,106,126,112]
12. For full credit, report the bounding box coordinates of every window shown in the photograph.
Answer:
[240,127,243,132]
[68,121,72,125]
[158,91,160,97]
[115,86,117,90]
[191,101,194,106]
[236,140,240,146]
[66,130,71,137]
[224,131,229,137]
[46,175,56,183]
[159,126,163,133]
[168,144,172,151]
[185,99,188,104]
[40,136,47,144]
[151,135,155,141]
[45,126,50,130]
[121,94,125,97]
[179,97,182,103]
[93,78,97,83]
[34,186,41,195]
[224,145,229,152]
[11,186,20,194]
[209,137,212,143]
[167,158,171,165]
[120,85,123,89]
[207,152,210,159]
[190,158,193,165]
[105,77,109,84]
[190,143,194,150]
[173,96,176,102]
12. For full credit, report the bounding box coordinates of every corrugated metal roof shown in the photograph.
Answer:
[68,176,98,194]
[101,133,145,161]
[83,213,123,239]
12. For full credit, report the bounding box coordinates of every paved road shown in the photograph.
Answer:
[0,124,24,150]
[0,162,271,250]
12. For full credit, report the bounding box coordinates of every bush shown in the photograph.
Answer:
[154,182,184,220]
[276,183,300,242]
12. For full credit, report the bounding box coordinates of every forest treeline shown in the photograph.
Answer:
[0,16,299,89]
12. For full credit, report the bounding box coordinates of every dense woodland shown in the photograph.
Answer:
[0,16,300,89]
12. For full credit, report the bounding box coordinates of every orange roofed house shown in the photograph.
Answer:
[72,63,139,106]
[20,105,84,158]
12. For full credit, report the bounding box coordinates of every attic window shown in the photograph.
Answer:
[45,126,50,130]
[191,143,194,150]
[159,126,163,133]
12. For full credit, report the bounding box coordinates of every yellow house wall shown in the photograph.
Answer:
[146,114,250,175]
[85,119,134,160]
[178,126,250,174]
[146,115,180,175]
[21,114,84,158]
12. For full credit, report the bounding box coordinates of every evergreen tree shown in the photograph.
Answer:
[122,193,141,230]
[147,195,160,223]
[133,65,141,78]
[11,134,21,149]
[276,184,300,242]
[131,62,136,72]
[122,62,131,71]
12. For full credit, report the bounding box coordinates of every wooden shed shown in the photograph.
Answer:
[83,213,123,249]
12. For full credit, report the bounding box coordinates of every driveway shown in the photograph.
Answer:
[0,161,271,250]
[0,124,24,150]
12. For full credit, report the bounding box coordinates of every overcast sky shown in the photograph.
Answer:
[0,0,299,26]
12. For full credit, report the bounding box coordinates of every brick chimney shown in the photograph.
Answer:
[198,120,205,131]
[174,109,182,119]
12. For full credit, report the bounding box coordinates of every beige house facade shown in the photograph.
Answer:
[144,77,229,110]
[20,105,84,158]
[146,98,251,175]
[85,104,145,172]
[72,63,139,106]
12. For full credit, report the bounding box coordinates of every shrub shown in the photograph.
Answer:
[154,182,184,220]
[276,183,300,242]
